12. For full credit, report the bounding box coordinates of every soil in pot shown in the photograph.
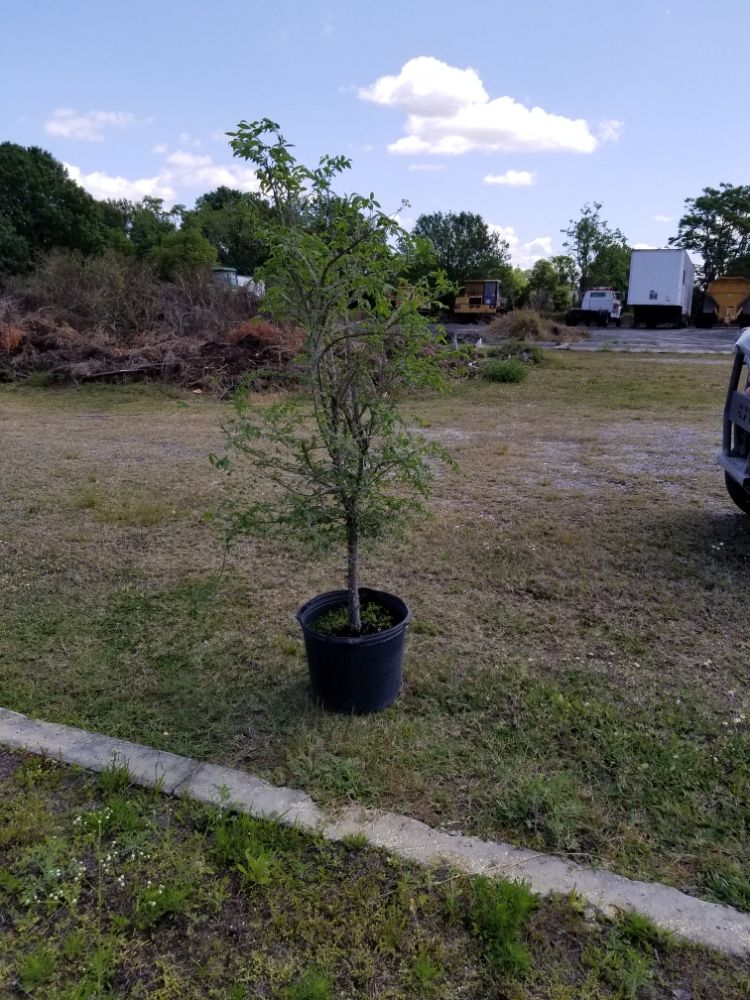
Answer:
[312,600,397,637]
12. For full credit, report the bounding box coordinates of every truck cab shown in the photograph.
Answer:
[211,266,239,289]
[581,289,622,323]
[566,288,622,328]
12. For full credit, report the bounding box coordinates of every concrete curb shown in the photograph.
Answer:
[2,706,749,957]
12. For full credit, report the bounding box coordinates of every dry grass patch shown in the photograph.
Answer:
[1,354,748,909]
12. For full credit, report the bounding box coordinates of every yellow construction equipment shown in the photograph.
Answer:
[699,276,750,328]
[452,279,508,322]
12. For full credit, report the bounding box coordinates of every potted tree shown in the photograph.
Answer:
[215,118,448,713]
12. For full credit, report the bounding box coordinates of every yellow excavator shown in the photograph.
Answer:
[452,279,508,322]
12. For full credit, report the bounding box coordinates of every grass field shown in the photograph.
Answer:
[2,750,749,999]
[1,352,748,911]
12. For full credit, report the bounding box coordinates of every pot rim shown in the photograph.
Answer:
[296,587,413,645]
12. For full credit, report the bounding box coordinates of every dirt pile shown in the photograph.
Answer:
[0,311,303,391]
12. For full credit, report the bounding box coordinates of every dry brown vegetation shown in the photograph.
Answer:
[0,252,301,390]
[484,308,586,342]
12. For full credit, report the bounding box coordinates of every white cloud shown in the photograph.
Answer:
[408,162,446,171]
[483,169,536,187]
[361,57,602,156]
[653,214,673,223]
[165,150,259,191]
[65,149,259,206]
[152,143,168,154]
[632,242,658,250]
[392,208,417,232]
[525,236,553,257]
[597,118,624,143]
[64,163,175,202]
[178,131,202,147]
[45,108,139,142]
[490,224,554,268]
[320,12,335,37]
[360,56,487,117]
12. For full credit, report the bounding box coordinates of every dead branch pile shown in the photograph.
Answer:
[0,303,303,392]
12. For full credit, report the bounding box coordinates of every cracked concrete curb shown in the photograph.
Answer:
[2,707,749,957]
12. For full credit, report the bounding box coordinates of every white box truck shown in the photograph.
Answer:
[627,249,695,328]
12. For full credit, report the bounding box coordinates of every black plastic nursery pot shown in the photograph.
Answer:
[296,587,412,714]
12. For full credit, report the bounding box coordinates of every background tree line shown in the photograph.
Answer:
[0,142,271,281]
[3,140,750,308]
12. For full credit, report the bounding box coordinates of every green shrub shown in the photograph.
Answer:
[24,369,54,388]
[480,358,529,384]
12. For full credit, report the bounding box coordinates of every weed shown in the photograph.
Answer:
[61,929,87,960]
[411,948,442,991]
[313,600,395,637]
[0,794,53,848]
[135,880,194,929]
[284,968,332,1000]
[341,831,368,850]
[468,877,538,977]
[81,797,146,835]
[596,940,654,998]
[19,946,57,990]
[236,847,278,887]
[617,910,674,950]
[98,756,134,795]
[701,868,750,910]
[97,496,172,527]
[493,772,585,852]
[480,358,529,383]
[24,369,55,388]
[484,339,546,365]
[287,749,370,801]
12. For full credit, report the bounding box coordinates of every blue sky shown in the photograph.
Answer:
[3,0,749,268]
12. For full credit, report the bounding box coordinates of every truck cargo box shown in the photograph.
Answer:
[627,249,694,328]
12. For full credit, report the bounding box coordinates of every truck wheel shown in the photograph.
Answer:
[725,472,750,515]
[615,318,622,328]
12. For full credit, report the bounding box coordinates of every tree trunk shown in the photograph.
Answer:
[346,517,361,633]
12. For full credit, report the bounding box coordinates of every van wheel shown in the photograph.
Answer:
[725,472,750,514]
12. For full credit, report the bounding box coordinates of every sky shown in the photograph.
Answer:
[2,0,750,269]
